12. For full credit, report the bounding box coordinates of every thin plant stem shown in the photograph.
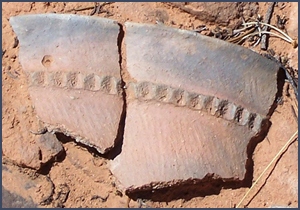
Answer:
[236,131,298,208]
[241,31,292,43]
[243,22,293,42]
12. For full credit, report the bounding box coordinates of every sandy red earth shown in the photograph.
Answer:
[2,2,298,208]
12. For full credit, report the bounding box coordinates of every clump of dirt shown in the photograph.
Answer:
[2,2,298,208]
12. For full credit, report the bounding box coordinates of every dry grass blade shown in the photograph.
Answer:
[241,31,293,43]
[242,21,297,48]
[227,27,256,44]
[243,22,293,41]
[236,130,298,208]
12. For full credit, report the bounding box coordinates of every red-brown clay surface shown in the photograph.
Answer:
[2,2,298,208]
[111,100,253,187]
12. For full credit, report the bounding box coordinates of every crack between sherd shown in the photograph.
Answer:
[104,22,127,160]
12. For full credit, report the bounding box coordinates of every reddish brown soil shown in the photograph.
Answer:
[2,2,298,208]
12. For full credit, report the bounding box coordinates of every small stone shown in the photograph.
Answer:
[35,132,64,164]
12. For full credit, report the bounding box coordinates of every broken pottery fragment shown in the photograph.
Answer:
[110,22,281,191]
[10,14,123,154]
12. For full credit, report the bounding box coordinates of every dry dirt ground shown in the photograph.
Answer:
[2,2,298,208]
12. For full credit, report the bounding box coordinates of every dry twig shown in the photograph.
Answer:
[90,2,112,16]
[263,54,298,100]
[65,5,95,13]
[261,2,275,50]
